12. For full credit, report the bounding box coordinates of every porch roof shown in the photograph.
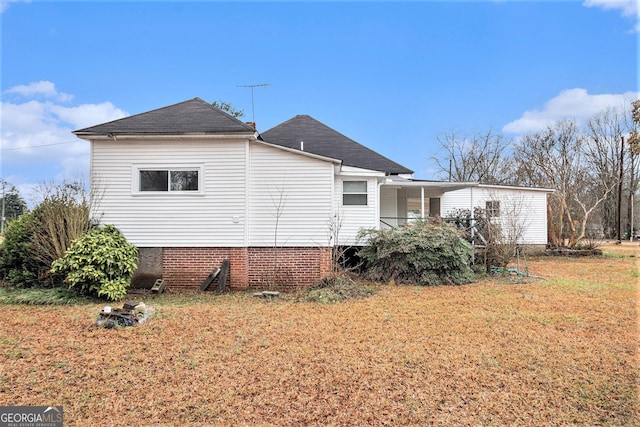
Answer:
[381,177,477,193]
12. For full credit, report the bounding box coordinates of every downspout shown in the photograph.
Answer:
[244,139,251,247]
[89,139,95,222]
[330,164,336,246]
[421,186,425,219]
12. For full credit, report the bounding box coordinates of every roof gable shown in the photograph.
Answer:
[260,115,413,175]
[74,97,256,135]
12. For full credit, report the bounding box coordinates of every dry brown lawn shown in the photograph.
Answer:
[1,242,638,426]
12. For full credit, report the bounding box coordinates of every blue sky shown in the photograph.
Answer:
[1,0,638,204]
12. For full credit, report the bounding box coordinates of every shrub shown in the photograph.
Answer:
[31,182,92,284]
[300,273,375,304]
[358,220,475,286]
[0,213,49,288]
[51,225,138,301]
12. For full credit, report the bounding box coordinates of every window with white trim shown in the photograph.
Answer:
[137,167,201,192]
[343,181,368,206]
[486,200,500,218]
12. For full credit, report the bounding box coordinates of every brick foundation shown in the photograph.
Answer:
[162,247,332,292]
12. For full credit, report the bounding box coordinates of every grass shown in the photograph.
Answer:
[0,242,637,425]
[0,286,90,305]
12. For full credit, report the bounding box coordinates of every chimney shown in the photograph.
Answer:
[246,122,256,129]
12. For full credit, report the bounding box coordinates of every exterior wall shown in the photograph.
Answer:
[379,186,397,228]
[163,247,238,290]
[246,247,332,290]
[162,246,331,291]
[93,138,339,291]
[91,138,247,247]
[440,187,474,219]
[441,187,549,245]
[248,143,334,247]
[335,176,379,245]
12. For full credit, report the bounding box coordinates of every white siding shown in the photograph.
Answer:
[91,139,247,247]
[441,187,548,245]
[248,143,334,247]
[379,186,397,228]
[335,176,379,245]
[440,188,474,219]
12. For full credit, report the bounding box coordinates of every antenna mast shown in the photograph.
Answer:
[237,83,270,123]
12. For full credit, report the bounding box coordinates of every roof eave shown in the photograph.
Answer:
[74,131,259,141]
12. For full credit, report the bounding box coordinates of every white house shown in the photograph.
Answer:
[74,98,551,291]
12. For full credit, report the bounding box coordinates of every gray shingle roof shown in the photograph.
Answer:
[74,97,256,135]
[260,115,413,175]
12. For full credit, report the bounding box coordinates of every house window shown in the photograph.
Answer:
[138,168,200,192]
[486,200,500,218]
[343,181,367,206]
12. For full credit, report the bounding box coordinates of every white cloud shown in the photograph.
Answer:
[583,0,638,17]
[502,88,639,134]
[0,0,30,14]
[4,80,73,102]
[1,82,128,205]
[583,0,640,32]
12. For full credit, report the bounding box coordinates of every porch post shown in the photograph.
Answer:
[470,187,475,242]
[421,186,425,219]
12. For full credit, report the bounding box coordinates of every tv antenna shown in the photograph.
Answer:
[237,83,270,123]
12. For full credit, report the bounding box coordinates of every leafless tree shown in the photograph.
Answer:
[431,129,514,184]
[584,106,637,238]
[263,178,291,289]
[483,191,530,277]
[514,120,615,247]
[29,180,92,285]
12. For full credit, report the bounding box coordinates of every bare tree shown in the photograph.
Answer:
[584,106,634,238]
[29,180,92,284]
[431,129,514,184]
[514,120,615,248]
[483,191,530,277]
[263,178,290,289]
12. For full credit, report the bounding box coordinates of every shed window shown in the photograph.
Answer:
[486,200,500,218]
[139,169,199,192]
[343,181,368,206]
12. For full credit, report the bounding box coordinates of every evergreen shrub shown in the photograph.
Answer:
[51,225,138,301]
[358,220,475,286]
[0,213,49,288]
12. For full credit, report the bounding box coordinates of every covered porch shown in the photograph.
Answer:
[378,178,475,229]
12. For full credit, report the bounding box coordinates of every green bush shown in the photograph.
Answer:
[358,220,475,286]
[0,181,93,288]
[0,213,49,288]
[51,225,138,301]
